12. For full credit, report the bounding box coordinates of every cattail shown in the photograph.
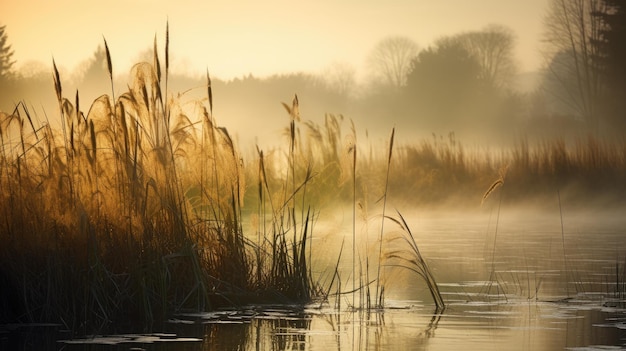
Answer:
[206,70,213,116]
[482,165,508,205]
[292,94,300,121]
[482,178,503,205]
[164,21,170,110]
[153,35,161,83]
[387,127,395,166]
[165,21,169,74]
[52,59,62,103]
[90,119,97,164]
[103,37,113,80]
[75,90,80,126]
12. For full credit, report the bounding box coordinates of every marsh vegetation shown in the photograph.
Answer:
[1,24,626,350]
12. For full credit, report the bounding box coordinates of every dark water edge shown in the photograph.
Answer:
[3,207,626,350]
[3,298,626,351]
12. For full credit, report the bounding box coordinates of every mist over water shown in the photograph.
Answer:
[2,2,626,349]
[55,206,626,350]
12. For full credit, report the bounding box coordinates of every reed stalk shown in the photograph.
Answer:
[481,165,507,300]
[374,127,394,308]
[558,189,570,297]
[385,211,445,310]
[0,27,323,332]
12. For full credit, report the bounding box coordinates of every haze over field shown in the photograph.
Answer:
[1,0,624,149]
[1,2,626,348]
[3,0,547,80]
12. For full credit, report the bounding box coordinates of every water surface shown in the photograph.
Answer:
[62,207,626,350]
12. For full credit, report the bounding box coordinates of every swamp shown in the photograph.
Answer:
[1,23,626,350]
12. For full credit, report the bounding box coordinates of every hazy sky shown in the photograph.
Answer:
[2,0,548,80]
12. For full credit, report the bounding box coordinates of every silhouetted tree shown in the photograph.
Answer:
[452,24,518,90]
[540,50,588,118]
[542,0,606,132]
[405,38,481,127]
[367,36,419,89]
[73,45,112,103]
[77,45,110,85]
[0,24,15,79]
[594,0,626,129]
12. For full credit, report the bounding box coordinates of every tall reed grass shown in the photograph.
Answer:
[384,211,445,310]
[377,133,626,208]
[1,26,625,335]
[0,29,319,334]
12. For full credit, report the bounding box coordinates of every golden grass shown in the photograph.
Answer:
[1,26,625,335]
[0,32,320,333]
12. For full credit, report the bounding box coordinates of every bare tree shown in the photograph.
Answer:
[542,0,606,131]
[321,61,357,97]
[367,36,419,89]
[454,24,517,90]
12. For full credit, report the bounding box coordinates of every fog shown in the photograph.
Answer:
[1,2,624,209]
[0,33,612,154]
[0,39,554,151]
[2,4,626,349]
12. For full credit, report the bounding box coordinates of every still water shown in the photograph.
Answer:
[62,206,626,350]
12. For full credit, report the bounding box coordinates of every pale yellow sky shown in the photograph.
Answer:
[2,0,548,80]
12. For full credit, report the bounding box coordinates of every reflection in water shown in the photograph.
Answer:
[175,300,623,351]
[176,209,626,350]
[57,209,626,350]
[190,306,443,351]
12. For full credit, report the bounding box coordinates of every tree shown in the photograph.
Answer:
[0,24,16,79]
[367,36,419,89]
[73,45,112,104]
[405,38,481,127]
[594,0,626,129]
[321,61,357,98]
[453,24,518,90]
[541,50,589,118]
[542,0,606,131]
[77,45,110,85]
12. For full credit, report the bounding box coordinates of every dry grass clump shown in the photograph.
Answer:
[506,136,626,202]
[2,25,625,337]
[376,133,484,206]
[0,31,318,334]
[356,133,626,208]
[258,119,624,211]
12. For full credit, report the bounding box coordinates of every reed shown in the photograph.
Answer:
[348,126,357,309]
[362,133,626,209]
[384,211,445,310]
[558,189,569,297]
[480,165,508,300]
[2,23,626,336]
[374,127,394,308]
[0,29,319,333]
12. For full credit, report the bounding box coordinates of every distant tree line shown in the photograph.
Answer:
[1,2,624,144]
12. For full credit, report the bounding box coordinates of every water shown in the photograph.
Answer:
[57,206,626,350]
